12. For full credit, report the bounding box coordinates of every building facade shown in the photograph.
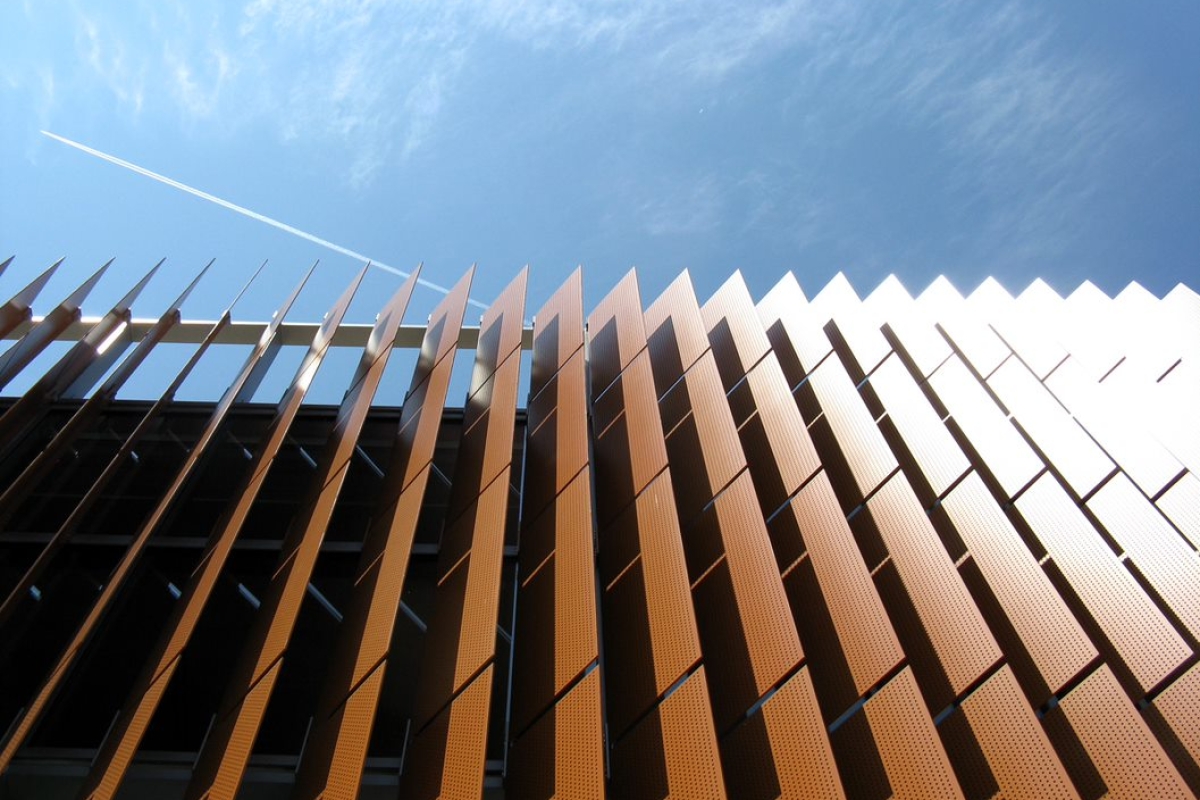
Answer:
[0,256,1198,799]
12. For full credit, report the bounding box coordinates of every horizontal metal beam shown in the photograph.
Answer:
[3,317,535,350]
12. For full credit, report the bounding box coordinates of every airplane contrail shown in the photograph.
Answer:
[40,130,486,309]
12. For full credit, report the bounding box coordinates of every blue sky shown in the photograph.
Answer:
[1,1,1198,400]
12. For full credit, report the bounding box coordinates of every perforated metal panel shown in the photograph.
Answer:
[987,357,1116,498]
[610,667,727,800]
[1151,661,1200,782]
[1156,472,1200,551]
[1048,665,1192,799]
[700,271,772,392]
[864,354,970,502]
[927,355,1043,499]
[802,357,899,506]
[859,667,965,799]
[947,665,1079,799]
[1014,473,1191,696]
[400,665,495,800]
[940,473,1096,701]
[864,473,1002,709]
[784,472,904,706]
[644,271,710,395]
[1,265,1196,799]
[1087,473,1200,643]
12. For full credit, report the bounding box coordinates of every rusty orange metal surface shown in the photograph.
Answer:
[529,267,585,401]
[721,666,846,798]
[586,269,647,399]
[182,266,405,800]
[400,665,495,800]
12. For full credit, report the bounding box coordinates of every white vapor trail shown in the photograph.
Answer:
[40,130,486,309]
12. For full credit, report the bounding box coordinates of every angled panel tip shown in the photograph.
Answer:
[112,258,164,311]
[61,258,113,312]
[5,258,62,315]
[166,259,216,313]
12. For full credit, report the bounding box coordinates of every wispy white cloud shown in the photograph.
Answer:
[73,12,148,116]
[164,44,236,119]
[26,0,1136,228]
[638,173,723,237]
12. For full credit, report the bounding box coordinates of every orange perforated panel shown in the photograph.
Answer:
[620,352,672,498]
[553,472,599,690]
[1050,665,1192,799]
[507,669,606,800]
[28,267,379,797]
[1151,661,1200,777]
[400,666,495,800]
[296,664,387,800]
[865,354,970,501]
[529,266,585,400]
[709,472,804,688]
[416,266,476,378]
[1088,472,1200,643]
[928,355,1043,499]
[471,266,528,393]
[700,271,772,391]
[644,271,710,395]
[720,667,846,799]
[987,358,1116,498]
[691,472,804,730]
[739,356,822,501]
[512,471,600,736]
[661,353,747,523]
[805,357,898,503]
[186,658,284,800]
[1014,473,1191,695]
[865,473,1002,708]
[449,353,522,521]
[941,473,1096,700]
[862,667,965,799]
[756,273,833,374]
[396,356,457,489]
[788,472,904,699]
[637,472,704,697]
[601,469,703,737]
[948,665,1079,799]
[610,667,727,800]
[588,269,647,398]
